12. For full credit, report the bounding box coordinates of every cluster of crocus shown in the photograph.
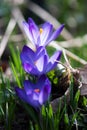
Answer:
[15,18,64,109]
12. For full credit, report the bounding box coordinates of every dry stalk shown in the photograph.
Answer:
[49,41,87,65]
[0,18,16,58]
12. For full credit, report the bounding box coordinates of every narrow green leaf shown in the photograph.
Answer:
[64,113,69,125]
[48,104,53,118]
[10,62,21,87]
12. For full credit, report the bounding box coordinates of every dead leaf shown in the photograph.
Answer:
[79,64,87,95]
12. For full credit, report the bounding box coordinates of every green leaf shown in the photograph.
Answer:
[41,105,46,117]
[64,113,69,125]
[48,104,53,118]
[10,62,21,87]
[73,90,80,108]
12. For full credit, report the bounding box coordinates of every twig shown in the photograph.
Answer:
[49,41,87,65]
[25,0,73,40]
[0,18,16,58]
[55,34,87,48]
[9,34,24,42]
[11,6,26,40]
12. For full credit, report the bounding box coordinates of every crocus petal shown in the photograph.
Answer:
[22,63,33,73]
[28,18,38,33]
[48,24,64,43]
[39,80,51,105]
[29,96,40,108]
[36,75,47,89]
[23,22,35,44]
[28,18,39,45]
[49,50,62,63]
[22,62,41,75]
[40,22,53,46]
[35,55,45,72]
[23,80,41,107]
[30,68,41,75]
[15,87,28,103]
[41,55,48,73]
[27,93,40,108]
[35,54,48,74]
[45,62,52,73]
[46,50,62,72]
[33,92,39,100]
[35,46,46,60]
[20,46,46,75]
[50,50,62,70]
[20,46,46,64]
[20,45,35,64]
[24,80,33,95]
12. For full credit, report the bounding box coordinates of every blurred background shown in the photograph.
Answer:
[0,0,87,70]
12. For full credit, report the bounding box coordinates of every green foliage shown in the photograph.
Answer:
[9,44,25,87]
[0,69,15,130]
[82,96,87,107]
[41,104,54,130]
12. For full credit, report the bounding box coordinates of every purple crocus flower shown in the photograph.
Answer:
[23,18,64,48]
[15,76,51,109]
[20,45,62,75]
